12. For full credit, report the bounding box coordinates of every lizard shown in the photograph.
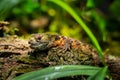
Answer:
[28,33,97,54]
[28,33,99,62]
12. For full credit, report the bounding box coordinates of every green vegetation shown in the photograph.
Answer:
[13,65,107,80]
[0,0,120,80]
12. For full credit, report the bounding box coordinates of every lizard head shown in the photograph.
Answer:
[28,33,61,50]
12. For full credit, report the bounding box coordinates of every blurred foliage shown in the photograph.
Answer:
[0,0,119,79]
[0,0,22,20]
[110,0,120,20]
[0,0,120,56]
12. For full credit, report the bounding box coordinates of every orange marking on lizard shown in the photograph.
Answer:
[71,40,81,50]
[71,40,78,49]
[53,36,64,47]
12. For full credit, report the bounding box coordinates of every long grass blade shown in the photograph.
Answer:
[48,0,105,64]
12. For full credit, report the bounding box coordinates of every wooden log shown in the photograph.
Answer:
[0,35,119,80]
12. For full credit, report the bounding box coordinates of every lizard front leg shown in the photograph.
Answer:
[53,36,72,53]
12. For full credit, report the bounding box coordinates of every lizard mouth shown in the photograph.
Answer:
[29,41,41,48]
[29,40,49,51]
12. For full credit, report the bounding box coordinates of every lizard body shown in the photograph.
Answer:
[28,33,96,55]
[28,33,100,67]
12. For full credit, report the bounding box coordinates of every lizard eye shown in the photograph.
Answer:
[36,36,42,42]
[55,36,60,40]
[37,36,41,40]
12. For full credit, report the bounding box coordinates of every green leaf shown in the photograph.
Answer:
[91,10,107,41]
[13,65,101,80]
[88,66,107,80]
[23,0,39,13]
[86,0,95,8]
[47,0,105,65]
[0,0,22,20]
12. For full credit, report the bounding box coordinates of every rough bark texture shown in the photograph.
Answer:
[0,36,119,80]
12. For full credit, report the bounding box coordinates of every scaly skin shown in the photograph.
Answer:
[28,33,103,80]
[28,33,98,60]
